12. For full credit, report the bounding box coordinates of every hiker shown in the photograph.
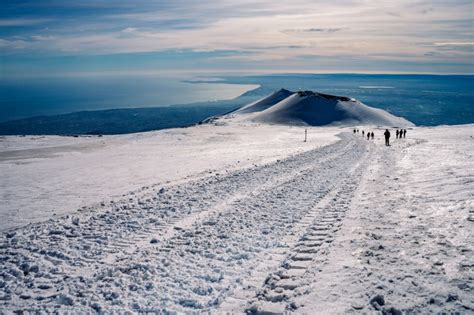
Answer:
[384,129,391,146]
[371,132,374,140]
[396,130,399,139]
[362,130,365,137]
[353,129,356,134]
[403,129,407,138]
[367,133,370,140]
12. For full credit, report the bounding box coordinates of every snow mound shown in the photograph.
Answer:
[233,88,294,114]
[235,90,414,127]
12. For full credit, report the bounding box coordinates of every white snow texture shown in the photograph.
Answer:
[0,91,472,314]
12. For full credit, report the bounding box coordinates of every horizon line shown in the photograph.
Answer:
[3,69,474,79]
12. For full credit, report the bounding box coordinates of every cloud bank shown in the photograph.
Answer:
[1,0,473,75]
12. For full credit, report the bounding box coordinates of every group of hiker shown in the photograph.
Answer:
[353,128,408,146]
[383,128,407,146]
[353,129,375,140]
[365,131,374,140]
[395,129,407,139]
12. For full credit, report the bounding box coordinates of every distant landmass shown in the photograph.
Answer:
[0,103,246,136]
[0,74,472,135]
[0,88,264,135]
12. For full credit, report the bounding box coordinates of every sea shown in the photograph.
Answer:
[0,76,258,123]
[1,74,473,126]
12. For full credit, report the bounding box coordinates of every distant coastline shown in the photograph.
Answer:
[0,76,259,123]
[0,88,263,136]
[0,73,472,135]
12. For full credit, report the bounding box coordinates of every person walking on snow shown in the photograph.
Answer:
[362,130,365,137]
[384,129,391,146]
[367,133,370,140]
[396,130,399,139]
[371,132,374,140]
[403,129,407,138]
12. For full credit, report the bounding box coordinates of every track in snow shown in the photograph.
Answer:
[224,161,366,314]
[0,132,370,313]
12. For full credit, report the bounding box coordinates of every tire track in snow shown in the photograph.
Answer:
[106,134,368,313]
[102,140,355,264]
[220,139,369,314]
[0,133,368,313]
[252,171,365,313]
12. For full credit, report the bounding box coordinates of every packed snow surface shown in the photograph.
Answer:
[0,124,337,231]
[0,122,473,313]
[228,89,414,127]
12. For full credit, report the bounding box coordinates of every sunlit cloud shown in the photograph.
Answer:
[0,18,51,26]
[1,0,473,75]
[433,42,474,46]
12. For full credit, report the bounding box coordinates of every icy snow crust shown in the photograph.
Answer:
[229,89,414,127]
[0,122,473,312]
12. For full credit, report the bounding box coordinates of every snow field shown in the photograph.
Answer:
[0,124,472,313]
[295,126,474,314]
[0,133,366,312]
[0,124,338,231]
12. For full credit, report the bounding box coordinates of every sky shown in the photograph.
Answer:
[1,0,473,77]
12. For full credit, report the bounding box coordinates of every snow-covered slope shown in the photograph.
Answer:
[0,125,338,231]
[232,88,294,114]
[0,122,472,313]
[230,90,414,127]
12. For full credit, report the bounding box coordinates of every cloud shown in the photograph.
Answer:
[433,41,474,46]
[0,38,28,49]
[0,18,51,27]
[281,28,346,34]
[1,0,473,74]
[31,35,55,41]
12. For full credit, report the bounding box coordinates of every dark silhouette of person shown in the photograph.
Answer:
[403,129,407,138]
[367,133,370,140]
[384,129,391,146]
[371,132,374,140]
[396,130,399,139]
[362,130,365,137]
[353,129,356,134]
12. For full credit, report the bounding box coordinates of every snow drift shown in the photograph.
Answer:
[231,90,414,127]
